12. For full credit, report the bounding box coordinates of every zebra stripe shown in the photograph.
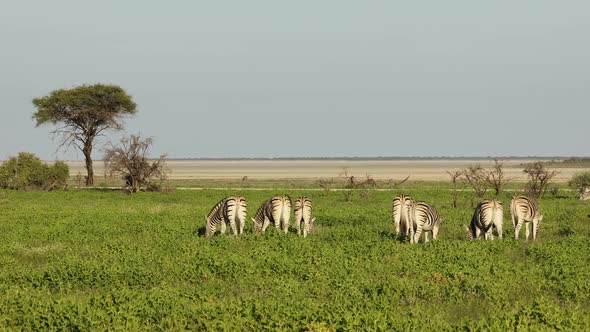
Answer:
[409,201,441,244]
[294,196,315,238]
[251,195,292,234]
[205,195,247,239]
[510,196,543,241]
[465,199,503,240]
[392,194,413,237]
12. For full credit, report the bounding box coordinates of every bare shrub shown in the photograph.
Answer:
[317,178,334,192]
[447,170,463,208]
[523,161,558,199]
[103,134,168,193]
[485,159,513,195]
[462,164,489,200]
[338,168,377,202]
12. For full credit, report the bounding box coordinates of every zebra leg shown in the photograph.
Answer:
[413,226,423,244]
[238,216,245,235]
[282,212,290,235]
[496,223,503,239]
[432,225,439,240]
[514,219,523,240]
[229,219,238,236]
[393,211,401,236]
[475,227,481,240]
[533,219,539,241]
[297,220,301,236]
[303,220,309,238]
[424,232,430,243]
[525,222,530,241]
[220,221,227,235]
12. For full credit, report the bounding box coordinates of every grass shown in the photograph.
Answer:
[0,188,589,330]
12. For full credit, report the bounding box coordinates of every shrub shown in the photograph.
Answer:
[568,172,590,200]
[103,134,168,193]
[523,162,558,199]
[0,152,69,190]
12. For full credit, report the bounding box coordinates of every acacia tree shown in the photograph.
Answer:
[32,84,137,185]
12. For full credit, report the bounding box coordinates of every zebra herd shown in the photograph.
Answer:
[204,194,543,242]
[205,195,315,239]
[392,194,544,243]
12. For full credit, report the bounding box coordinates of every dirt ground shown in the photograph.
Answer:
[63,159,582,182]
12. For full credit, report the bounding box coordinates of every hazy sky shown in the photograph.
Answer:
[1,1,588,160]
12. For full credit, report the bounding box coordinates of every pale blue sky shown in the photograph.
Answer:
[1,1,588,160]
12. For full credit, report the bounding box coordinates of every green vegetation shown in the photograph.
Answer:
[569,172,590,195]
[0,152,69,190]
[1,188,589,330]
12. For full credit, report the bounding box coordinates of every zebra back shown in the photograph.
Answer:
[294,196,313,223]
[467,199,503,240]
[252,195,291,232]
[205,195,246,238]
[510,196,542,223]
[411,201,441,231]
[392,194,413,235]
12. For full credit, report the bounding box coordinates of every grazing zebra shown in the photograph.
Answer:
[205,195,247,239]
[409,201,441,244]
[294,196,315,238]
[392,194,413,237]
[511,196,543,241]
[251,195,292,234]
[465,199,503,240]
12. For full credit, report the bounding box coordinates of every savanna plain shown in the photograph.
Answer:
[1,160,590,331]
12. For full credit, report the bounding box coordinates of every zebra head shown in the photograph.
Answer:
[463,224,474,241]
[251,218,263,233]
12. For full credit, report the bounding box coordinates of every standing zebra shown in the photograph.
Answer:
[251,195,292,234]
[511,196,543,241]
[294,196,315,238]
[465,199,503,240]
[392,194,413,238]
[409,201,441,244]
[205,195,247,239]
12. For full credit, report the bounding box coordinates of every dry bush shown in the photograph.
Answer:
[485,159,513,195]
[447,170,463,208]
[103,134,168,193]
[523,161,558,199]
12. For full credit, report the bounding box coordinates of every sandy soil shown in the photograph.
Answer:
[62,159,581,181]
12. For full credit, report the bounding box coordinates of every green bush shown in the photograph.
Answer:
[569,172,590,194]
[0,152,69,190]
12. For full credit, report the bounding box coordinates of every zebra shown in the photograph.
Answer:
[251,195,292,234]
[409,201,441,244]
[205,195,247,239]
[464,199,503,240]
[294,196,315,238]
[511,196,543,241]
[392,194,413,238]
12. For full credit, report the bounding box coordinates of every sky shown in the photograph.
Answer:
[0,1,589,160]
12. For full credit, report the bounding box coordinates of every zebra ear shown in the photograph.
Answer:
[463,224,469,232]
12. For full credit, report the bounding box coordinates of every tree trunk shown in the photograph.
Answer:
[83,139,94,186]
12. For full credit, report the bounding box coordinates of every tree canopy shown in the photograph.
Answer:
[32,84,137,185]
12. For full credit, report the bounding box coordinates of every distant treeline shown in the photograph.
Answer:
[166,156,580,161]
